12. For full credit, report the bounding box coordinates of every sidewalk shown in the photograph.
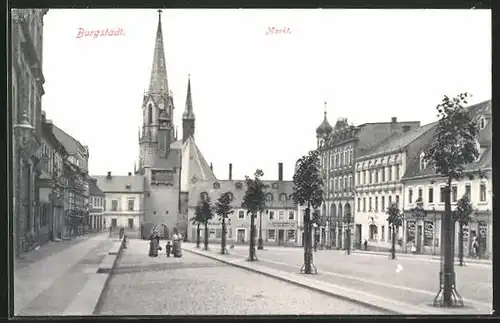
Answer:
[14,232,116,316]
[182,243,491,315]
[352,249,492,265]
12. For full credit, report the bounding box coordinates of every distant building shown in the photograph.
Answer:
[187,163,298,246]
[354,121,438,252]
[89,178,105,232]
[315,102,420,250]
[401,100,492,258]
[94,172,145,236]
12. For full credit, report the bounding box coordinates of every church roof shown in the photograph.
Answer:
[180,136,217,192]
[148,10,169,98]
[182,75,195,119]
[93,174,144,193]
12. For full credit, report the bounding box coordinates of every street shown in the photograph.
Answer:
[96,239,384,315]
[199,243,492,314]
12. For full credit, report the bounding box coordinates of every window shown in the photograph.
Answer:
[111,218,117,228]
[418,188,423,199]
[369,197,372,211]
[408,189,413,204]
[209,228,216,237]
[334,178,338,191]
[127,199,134,211]
[381,196,385,212]
[268,229,276,240]
[111,200,118,211]
[428,187,434,203]
[395,195,400,208]
[388,166,392,181]
[451,186,458,202]
[480,117,486,129]
[238,210,245,219]
[288,211,295,220]
[287,230,295,241]
[269,211,275,220]
[363,171,367,184]
[388,195,392,206]
[395,165,400,180]
[381,226,385,241]
[278,210,285,220]
[357,198,361,211]
[215,228,222,238]
[381,167,386,182]
[419,152,426,171]
[200,192,209,201]
[375,170,379,183]
[344,177,347,190]
[280,193,287,202]
[369,171,372,184]
[363,198,366,212]
[440,187,445,203]
[148,104,153,124]
[235,182,243,189]
[465,184,471,199]
[128,218,134,228]
[213,182,220,189]
[375,197,378,212]
[266,193,273,202]
[480,183,487,201]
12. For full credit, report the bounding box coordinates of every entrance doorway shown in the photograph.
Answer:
[417,225,423,253]
[237,229,245,243]
[278,229,285,245]
[356,224,362,249]
[301,232,304,247]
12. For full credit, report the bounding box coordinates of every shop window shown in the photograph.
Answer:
[267,229,276,240]
[287,230,295,241]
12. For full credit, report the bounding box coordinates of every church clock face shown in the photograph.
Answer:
[158,102,165,110]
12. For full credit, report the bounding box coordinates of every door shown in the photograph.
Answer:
[278,229,285,246]
[128,218,134,229]
[356,224,362,249]
[301,232,304,247]
[111,218,117,228]
[237,229,245,243]
[417,225,423,253]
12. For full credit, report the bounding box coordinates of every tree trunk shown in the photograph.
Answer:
[441,176,455,306]
[204,222,209,250]
[221,218,226,255]
[303,205,313,274]
[391,225,396,260]
[196,223,200,248]
[458,223,464,266]
[249,212,256,261]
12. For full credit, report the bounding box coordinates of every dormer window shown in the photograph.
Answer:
[479,117,486,130]
[474,140,481,161]
[272,183,279,189]
[200,192,209,201]
[419,151,426,171]
[125,184,131,189]
[265,193,274,202]
[235,182,243,189]
[280,193,287,202]
[213,182,220,189]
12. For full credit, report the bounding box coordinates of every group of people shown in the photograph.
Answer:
[148,228,182,258]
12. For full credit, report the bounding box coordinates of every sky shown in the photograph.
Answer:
[41,9,491,181]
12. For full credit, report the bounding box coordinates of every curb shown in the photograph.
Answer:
[62,236,126,316]
[353,250,492,265]
[183,247,447,315]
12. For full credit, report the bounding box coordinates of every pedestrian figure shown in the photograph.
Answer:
[411,242,417,254]
[149,233,159,257]
[364,239,368,250]
[472,237,479,259]
[172,228,183,258]
[314,238,318,252]
[166,241,172,257]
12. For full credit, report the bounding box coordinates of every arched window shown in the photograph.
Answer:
[148,104,153,124]
[280,193,287,201]
[213,182,220,189]
[200,192,208,201]
[266,193,274,202]
[419,151,426,171]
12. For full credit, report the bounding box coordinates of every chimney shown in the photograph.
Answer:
[210,163,213,171]
[107,171,112,179]
[229,163,233,180]
[391,117,397,133]
[391,117,397,123]
[278,162,283,181]
[128,172,132,176]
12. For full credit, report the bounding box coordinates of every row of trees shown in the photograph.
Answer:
[190,93,480,307]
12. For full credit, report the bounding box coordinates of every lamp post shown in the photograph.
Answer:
[14,112,36,257]
[345,209,352,255]
[258,210,264,250]
[432,207,437,256]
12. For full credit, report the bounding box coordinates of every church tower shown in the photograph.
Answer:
[138,9,175,175]
[182,75,196,142]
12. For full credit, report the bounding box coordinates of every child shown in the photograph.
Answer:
[166,241,172,257]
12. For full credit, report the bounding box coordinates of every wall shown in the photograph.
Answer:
[103,192,144,233]
[144,185,180,231]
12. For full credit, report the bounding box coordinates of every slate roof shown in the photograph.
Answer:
[180,136,217,192]
[353,121,421,154]
[402,100,492,180]
[188,179,295,209]
[89,178,105,196]
[358,121,438,160]
[93,174,144,193]
[51,124,86,155]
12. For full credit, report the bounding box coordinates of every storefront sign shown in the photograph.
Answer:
[424,221,433,246]
[479,222,487,237]
[406,220,416,240]
[270,221,296,228]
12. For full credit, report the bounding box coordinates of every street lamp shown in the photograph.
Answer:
[345,209,352,255]
[258,210,264,250]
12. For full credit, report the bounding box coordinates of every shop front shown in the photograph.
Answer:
[266,221,298,247]
[404,205,439,255]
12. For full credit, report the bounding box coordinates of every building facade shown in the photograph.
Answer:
[89,178,105,232]
[186,163,299,247]
[401,100,492,258]
[353,121,438,251]
[11,9,49,256]
[315,104,420,250]
[94,173,145,236]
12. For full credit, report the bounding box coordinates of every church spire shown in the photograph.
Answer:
[183,74,195,119]
[148,9,169,96]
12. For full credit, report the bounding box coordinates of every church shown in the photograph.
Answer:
[94,10,216,239]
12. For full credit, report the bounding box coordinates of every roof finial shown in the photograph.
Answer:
[158,8,163,21]
[324,101,327,116]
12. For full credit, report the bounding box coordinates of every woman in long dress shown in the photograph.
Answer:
[149,233,159,257]
[172,229,182,258]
